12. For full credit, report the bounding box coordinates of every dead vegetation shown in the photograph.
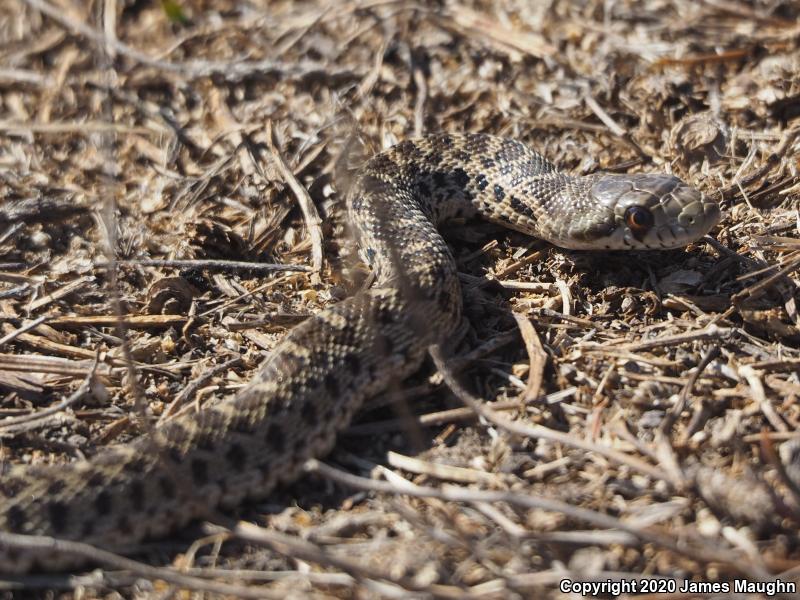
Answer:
[1,0,799,597]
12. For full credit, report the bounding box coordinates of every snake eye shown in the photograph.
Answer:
[625,206,654,237]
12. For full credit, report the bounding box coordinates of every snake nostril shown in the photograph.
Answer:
[678,204,704,229]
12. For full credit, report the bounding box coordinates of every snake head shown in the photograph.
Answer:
[585,173,721,250]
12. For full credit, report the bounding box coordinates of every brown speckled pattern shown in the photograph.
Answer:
[0,133,720,572]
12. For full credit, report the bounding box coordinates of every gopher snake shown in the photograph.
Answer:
[0,133,720,572]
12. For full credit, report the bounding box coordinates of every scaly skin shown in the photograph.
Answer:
[0,133,720,573]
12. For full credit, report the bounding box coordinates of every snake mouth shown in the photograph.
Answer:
[651,188,722,249]
[644,203,719,249]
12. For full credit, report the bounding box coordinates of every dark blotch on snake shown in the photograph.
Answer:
[324,373,339,396]
[130,481,146,511]
[378,334,395,354]
[158,476,177,499]
[301,401,318,425]
[81,520,95,537]
[87,472,105,488]
[117,517,133,536]
[377,305,395,325]
[344,354,361,374]
[168,447,183,464]
[191,459,209,486]
[195,432,216,452]
[47,479,66,495]
[47,502,69,534]
[125,458,148,474]
[509,196,536,219]
[0,478,25,499]
[94,491,112,516]
[5,506,26,533]
[225,443,247,470]
[267,425,286,453]
[452,167,470,188]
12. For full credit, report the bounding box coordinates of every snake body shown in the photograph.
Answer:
[0,133,720,573]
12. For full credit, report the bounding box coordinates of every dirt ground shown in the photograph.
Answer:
[1,0,800,597]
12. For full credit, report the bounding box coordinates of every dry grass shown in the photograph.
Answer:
[1,0,799,597]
